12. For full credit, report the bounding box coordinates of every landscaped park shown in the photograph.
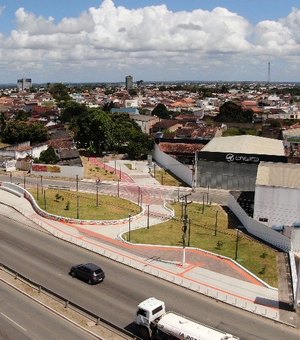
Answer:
[29,186,278,287]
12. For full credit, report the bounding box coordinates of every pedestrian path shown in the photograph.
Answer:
[0,165,298,327]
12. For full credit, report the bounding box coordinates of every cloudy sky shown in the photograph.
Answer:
[1,0,300,84]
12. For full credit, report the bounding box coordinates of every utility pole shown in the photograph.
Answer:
[180,193,192,267]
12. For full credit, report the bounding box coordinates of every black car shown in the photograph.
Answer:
[69,263,105,284]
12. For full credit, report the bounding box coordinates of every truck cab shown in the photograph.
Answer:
[135,297,166,329]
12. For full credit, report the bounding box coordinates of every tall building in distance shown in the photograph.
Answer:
[125,75,133,91]
[17,78,32,91]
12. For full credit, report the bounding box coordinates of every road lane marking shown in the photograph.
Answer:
[1,312,27,332]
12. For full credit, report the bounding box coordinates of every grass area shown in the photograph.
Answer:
[29,188,141,220]
[28,186,278,286]
[126,202,278,287]
[154,168,188,187]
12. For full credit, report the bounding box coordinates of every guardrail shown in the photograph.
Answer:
[0,263,141,340]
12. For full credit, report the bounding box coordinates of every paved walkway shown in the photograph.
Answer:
[0,159,298,327]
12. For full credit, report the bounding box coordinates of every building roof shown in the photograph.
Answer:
[201,135,285,156]
[159,142,205,154]
[256,162,300,188]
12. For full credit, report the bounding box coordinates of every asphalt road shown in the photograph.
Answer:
[0,213,299,340]
[0,281,94,340]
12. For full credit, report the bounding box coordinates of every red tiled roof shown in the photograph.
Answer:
[159,142,205,154]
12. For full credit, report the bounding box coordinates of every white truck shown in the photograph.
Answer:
[135,297,240,340]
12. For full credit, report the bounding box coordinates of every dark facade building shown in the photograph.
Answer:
[195,135,287,191]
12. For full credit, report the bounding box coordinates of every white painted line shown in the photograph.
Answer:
[1,312,27,332]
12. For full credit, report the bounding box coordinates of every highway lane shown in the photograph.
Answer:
[0,214,299,340]
[0,281,94,340]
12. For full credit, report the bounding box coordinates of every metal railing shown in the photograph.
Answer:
[0,263,141,340]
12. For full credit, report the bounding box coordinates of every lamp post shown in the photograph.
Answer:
[128,214,131,242]
[207,185,210,204]
[44,189,47,210]
[235,229,240,261]
[188,219,191,247]
[40,175,43,194]
[77,195,79,219]
[214,210,219,236]
[10,172,12,183]
[23,173,26,189]
[117,179,120,198]
[37,183,39,201]
[137,186,141,206]
[96,178,100,207]
[147,205,150,229]
[76,175,79,219]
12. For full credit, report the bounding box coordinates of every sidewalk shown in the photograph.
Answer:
[0,162,298,327]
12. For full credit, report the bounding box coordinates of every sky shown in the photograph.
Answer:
[0,0,300,84]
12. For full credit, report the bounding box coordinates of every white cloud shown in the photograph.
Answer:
[1,0,300,82]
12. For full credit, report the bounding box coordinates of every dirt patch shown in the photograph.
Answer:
[80,156,120,181]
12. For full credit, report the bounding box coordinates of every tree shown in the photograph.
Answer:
[39,146,59,164]
[1,121,49,144]
[126,132,154,159]
[15,110,30,121]
[74,108,114,153]
[72,108,153,158]
[48,83,70,102]
[216,101,253,123]
[60,101,88,123]
[152,103,170,119]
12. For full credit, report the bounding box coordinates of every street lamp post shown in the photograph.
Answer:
[235,229,240,261]
[188,219,191,247]
[137,186,141,206]
[76,175,79,219]
[214,210,219,236]
[44,190,47,210]
[207,185,210,204]
[128,214,131,242]
[147,205,150,229]
[117,179,120,197]
[40,175,43,194]
[37,183,39,201]
[10,172,12,183]
[96,178,100,207]
[23,174,26,189]
[77,196,79,219]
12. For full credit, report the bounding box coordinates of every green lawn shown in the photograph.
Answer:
[126,202,278,287]
[29,188,141,220]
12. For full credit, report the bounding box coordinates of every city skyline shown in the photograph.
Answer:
[0,0,300,84]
